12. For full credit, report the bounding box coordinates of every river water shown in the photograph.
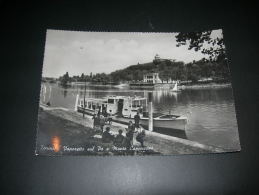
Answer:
[40,83,240,150]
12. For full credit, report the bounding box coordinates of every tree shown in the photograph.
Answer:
[175,30,226,61]
[60,72,70,86]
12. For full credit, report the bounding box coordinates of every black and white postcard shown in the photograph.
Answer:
[35,29,241,156]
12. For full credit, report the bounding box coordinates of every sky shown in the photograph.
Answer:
[42,29,223,78]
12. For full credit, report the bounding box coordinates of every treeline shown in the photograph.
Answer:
[58,57,230,86]
[58,72,114,86]
[110,57,230,83]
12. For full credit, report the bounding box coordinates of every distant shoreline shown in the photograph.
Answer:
[42,81,232,90]
[179,82,231,89]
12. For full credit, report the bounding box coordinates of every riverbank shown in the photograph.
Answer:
[128,82,231,90]
[36,105,227,156]
[179,83,231,90]
[42,81,232,90]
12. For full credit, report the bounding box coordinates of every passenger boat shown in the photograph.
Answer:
[75,95,187,131]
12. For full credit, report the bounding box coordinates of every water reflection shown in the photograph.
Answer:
[63,89,67,98]
[154,128,187,139]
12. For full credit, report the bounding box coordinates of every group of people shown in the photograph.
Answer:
[92,110,112,132]
[92,112,146,148]
[101,123,145,149]
[124,120,145,148]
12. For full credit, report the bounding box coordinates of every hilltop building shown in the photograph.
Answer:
[153,54,173,64]
[130,55,177,88]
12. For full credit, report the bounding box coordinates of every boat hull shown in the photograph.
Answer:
[77,106,95,116]
[113,116,187,131]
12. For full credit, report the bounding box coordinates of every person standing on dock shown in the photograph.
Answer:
[107,110,112,124]
[124,134,131,150]
[103,109,108,123]
[99,114,105,133]
[134,112,140,130]
[128,121,135,131]
[126,125,135,147]
[92,114,99,130]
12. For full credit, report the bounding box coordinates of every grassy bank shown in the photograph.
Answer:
[36,105,226,156]
[36,107,159,156]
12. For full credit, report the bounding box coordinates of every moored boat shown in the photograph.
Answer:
[76,95,187,131]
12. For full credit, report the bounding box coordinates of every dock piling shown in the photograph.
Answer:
[148,92,153,131]
[74,94,79,111]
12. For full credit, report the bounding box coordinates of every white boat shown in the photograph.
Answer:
[114,83,129,88]
[171,82,181,92]
[76,95,187,131]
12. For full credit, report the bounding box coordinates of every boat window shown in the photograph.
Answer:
[108,99,114,104]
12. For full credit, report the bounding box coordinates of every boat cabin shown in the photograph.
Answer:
[106,96,147,118]
[78,97,107,114]
[77,95,148,118]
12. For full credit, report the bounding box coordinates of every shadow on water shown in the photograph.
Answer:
[153,128,187,139]
[63,89,67,98]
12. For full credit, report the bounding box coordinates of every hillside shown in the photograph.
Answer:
[57,57,231,86]
[109,58,230,83]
